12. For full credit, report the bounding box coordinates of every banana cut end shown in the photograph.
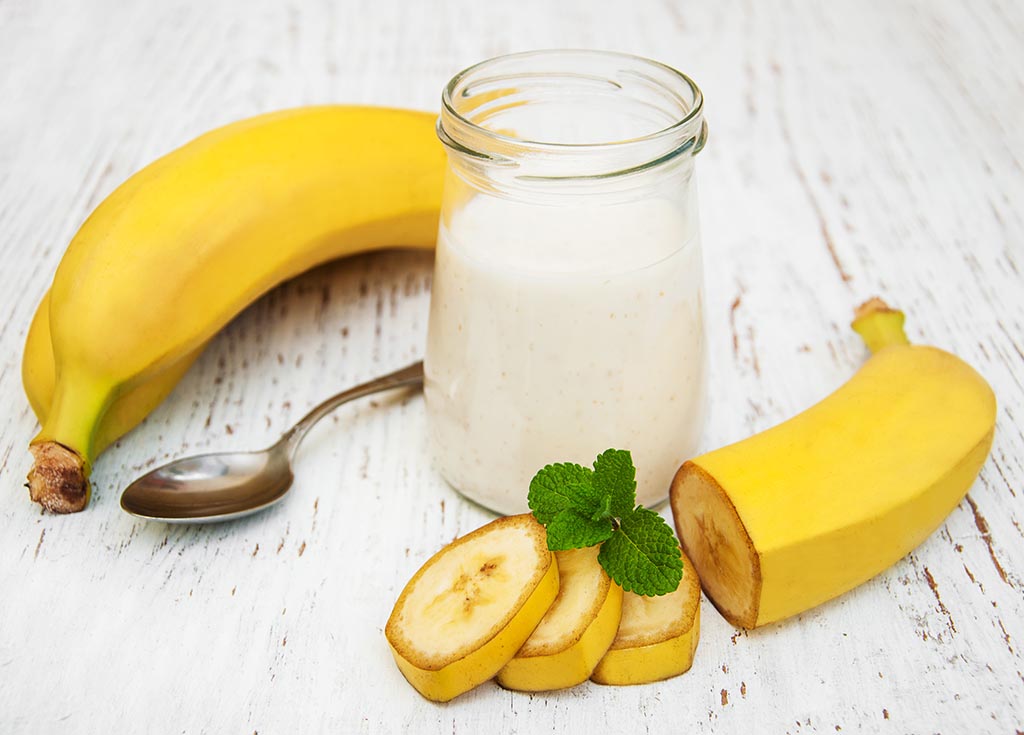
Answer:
[27,442,90,513]
[671,461,760,629]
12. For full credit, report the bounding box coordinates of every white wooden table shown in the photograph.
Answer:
[1,1,1022,732]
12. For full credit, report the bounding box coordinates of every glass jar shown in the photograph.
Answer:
[425,50,708,515]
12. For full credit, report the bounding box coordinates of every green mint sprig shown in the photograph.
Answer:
[528,449,683,596]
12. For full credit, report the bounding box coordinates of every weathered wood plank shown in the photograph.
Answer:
[0,0,1021,732]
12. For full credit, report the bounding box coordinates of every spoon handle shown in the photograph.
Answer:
[279,361,425,458]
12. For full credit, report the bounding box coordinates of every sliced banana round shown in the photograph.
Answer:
[591,549,701,686]
[385,514,559,702]
[496,545,623,692]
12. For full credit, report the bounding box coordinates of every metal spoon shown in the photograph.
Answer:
[120,361,424,523]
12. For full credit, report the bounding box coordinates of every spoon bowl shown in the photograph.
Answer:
[121,449,294,523]
[119,361,423,523]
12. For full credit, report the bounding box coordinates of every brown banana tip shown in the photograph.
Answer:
[853,297,898,321]
[27,442,90,514]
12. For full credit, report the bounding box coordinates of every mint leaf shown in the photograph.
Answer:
[528,450,683,596]
[592,449,637,518]
[545,508,615,550]
[597,507,683,596]
[528,463,596,524]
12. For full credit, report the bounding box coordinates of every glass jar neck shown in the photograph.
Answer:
[437,50,706,191]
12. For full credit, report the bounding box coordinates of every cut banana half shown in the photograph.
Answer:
[385,514,559,702]
[496,546,623,692]
[591,549,701,686]
[670,301,996,628]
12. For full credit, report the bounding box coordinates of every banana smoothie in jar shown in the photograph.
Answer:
[425,50,708,515]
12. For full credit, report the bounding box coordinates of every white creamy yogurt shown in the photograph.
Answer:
[424,192,707,515]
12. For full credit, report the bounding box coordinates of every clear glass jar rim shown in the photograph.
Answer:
[439,49,705,164]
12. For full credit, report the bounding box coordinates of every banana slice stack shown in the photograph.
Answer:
[386,515,700,702]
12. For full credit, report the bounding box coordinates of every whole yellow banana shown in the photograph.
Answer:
[670,299,996,629]
[23,291,206,459]
[25,105,445,513]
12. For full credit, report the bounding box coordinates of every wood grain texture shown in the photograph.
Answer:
[1,0,1022,732]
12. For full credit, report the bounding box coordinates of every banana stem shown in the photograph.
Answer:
[27,442,90,513]
[851,297,910,354]
[27,373,109,513]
